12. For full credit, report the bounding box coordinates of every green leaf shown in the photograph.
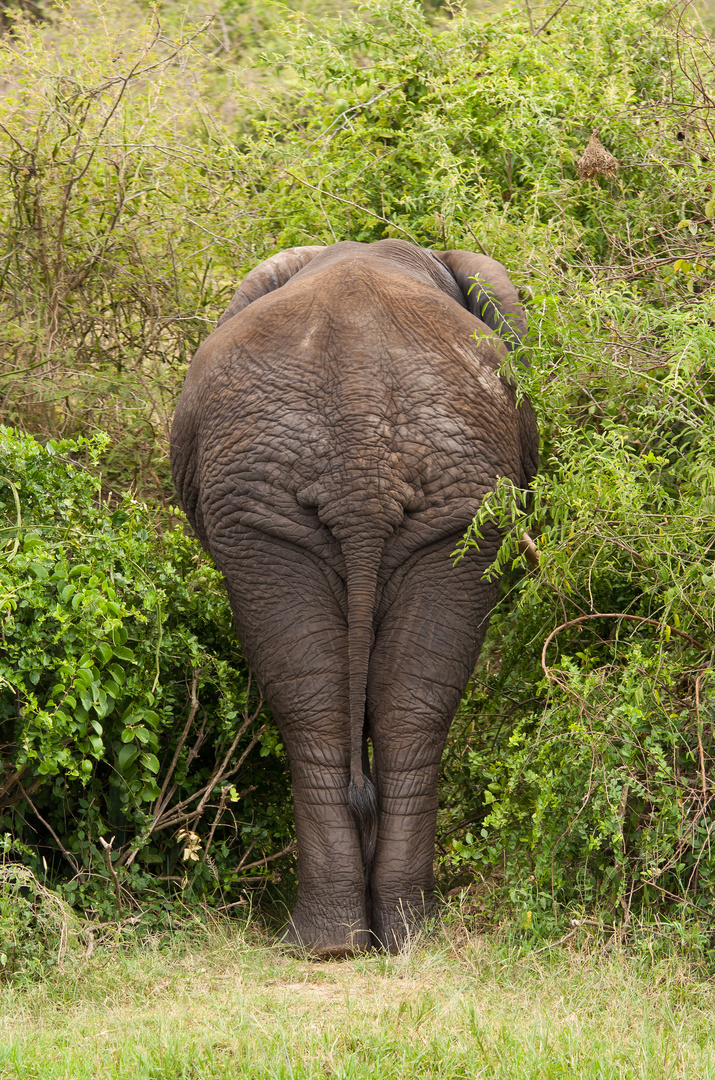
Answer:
[89,735,103,755]
[69,564,91,579]
[96,642,113,665]
[108,664,125,685]
[75,668,93,688]
[117,743,139,773]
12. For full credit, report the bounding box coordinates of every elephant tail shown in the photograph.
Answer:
[343,537,380,872]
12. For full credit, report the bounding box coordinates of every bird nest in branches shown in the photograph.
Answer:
[577,131,618,180]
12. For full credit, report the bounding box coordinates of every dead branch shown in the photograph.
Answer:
[533,0,571,36]
[201,784,258,863]
[155,728,265,833]
[695,669,713,797]
[235,841,297,874]
[98,835,123,915]
[18,782,80,876]
[152,668,202,823]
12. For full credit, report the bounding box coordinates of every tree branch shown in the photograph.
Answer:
[541,612,706,682]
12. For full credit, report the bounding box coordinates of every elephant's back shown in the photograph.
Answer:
[182,250,506,405]
[171,250,524,556]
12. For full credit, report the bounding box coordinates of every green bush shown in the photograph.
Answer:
[0,428,293,920]
[0,6,253,500]
[440,272,715,936]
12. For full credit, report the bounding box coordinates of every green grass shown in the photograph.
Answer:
[2,919,715,1078]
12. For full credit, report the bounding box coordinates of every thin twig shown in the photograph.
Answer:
[550,760,596,921]
[202,788,229,866]
[99,835,123,915]
[200,784,258,863]
[18,782,80,875]
[235,842,297,874]
[534,0,571,36]
[282,169,418,243]
[0,763,28,806]
[529,927,578,955]
[213,879,281,905]
[695,669,712,797]
[123,669,202,867]
[147,683,266,836]
[463,221,490,257]
[156,730,265,833]
[541,613,706,681]
[153,668,201,822]
[234,838,257,873]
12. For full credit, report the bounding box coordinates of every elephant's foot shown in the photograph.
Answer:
[280,906,371,958]
[370,890,435,953]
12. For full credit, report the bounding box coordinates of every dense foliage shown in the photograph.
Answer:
[1,0,714,953]
[0,429,292,945]
[443,291,715,942]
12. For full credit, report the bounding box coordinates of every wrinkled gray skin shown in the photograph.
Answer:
[171,240,538,956]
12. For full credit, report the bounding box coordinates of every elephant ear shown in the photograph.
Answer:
[217,246,325,327]
[431,249,526,355]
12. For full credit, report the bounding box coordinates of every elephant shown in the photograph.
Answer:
[171,239,538,956]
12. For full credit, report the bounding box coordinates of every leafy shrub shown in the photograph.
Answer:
[0,6,255,500]
[0,428,293,918]
[440,267,715,936]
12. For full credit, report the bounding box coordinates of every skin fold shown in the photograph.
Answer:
[171,239,539,956]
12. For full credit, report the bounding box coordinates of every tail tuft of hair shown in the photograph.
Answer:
[348,775,378,873]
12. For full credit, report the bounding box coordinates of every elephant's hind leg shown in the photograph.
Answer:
[216,527,370,957]
[367,533,499,951]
